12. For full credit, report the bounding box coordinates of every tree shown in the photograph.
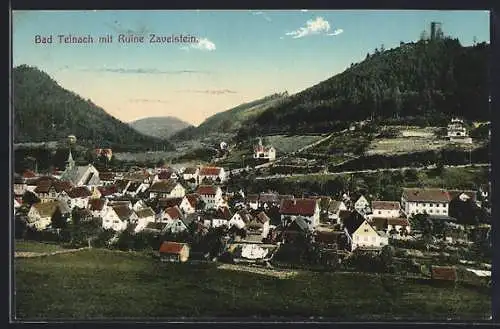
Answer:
[380,245,395,273]
[196,199,206,211]
[51,207,67,230]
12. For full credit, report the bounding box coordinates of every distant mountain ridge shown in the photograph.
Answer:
[13,65,174,152]
[129,116,193,139]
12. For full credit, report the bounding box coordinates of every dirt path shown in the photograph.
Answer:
[14,247,90,259]
[217,263,299,279]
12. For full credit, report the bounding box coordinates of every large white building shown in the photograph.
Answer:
[401,188,451,217]
[370,201,401,218]
[447,118,472,144]
[196,185,224,209]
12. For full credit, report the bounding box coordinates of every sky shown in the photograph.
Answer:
[12,10,490,126]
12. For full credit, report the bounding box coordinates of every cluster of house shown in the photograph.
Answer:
[14,150,490,262]
[447,118,473,144]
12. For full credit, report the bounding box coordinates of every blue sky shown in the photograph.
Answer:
[12,10,490,125]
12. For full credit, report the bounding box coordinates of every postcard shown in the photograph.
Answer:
[11,9,491,322]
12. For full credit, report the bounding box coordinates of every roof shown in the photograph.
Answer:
[387,217,410,227]
[196,185,219,195]
[111,204,134,221]
[31,201,59,218]
[279,198,318,216]
[23,170,37,178]
[183,167,199,175]
[370,217,388,231]
[115,180,130,192]
[60,165,100,186]
[34,180,55,194]
[343,212,366,236]
[67,186,92,198]
[123,170,150,182]
[149,179,179,193]
[287,217,310,232]
[199,167,222,176]
[371,201,401,211]
[328,200,343,213]
[145,222,167,231]
[431,266,457,281]
[185,194,200,207]
[97,185,118,196]
[88,198,107,211]
[164,206,183,220]
[135,207,155,218]
[235,210,253,223]
[159,241,188,254]
[99,172,115,181]
[428,215,458,222]
[315,231,342,245]
[158,171,174,180]
[126,181,142,192]
[402,188,450,203]
[259,193,279,203]
[215,206,232,220]
[247,194,259,202]
[278,194,294,201]
[158,197,183,209]
[448,190,478,202]
[256,211,271,224]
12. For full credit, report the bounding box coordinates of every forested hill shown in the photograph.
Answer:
[170,92,288,141]
[13,65,174,152]
[239,38,489,137]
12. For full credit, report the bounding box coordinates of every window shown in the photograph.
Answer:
[430,203,433,207]
[364,229,369,232]
[430,209,433,213]
[372,236,376,242]
[378,210,382,214]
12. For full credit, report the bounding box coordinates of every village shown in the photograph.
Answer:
[13,117,492,287]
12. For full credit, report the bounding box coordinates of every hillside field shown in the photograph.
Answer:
[14,249,489,320]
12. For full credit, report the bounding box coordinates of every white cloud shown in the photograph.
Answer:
[251,10,272,22]
[182,37,216,51]
[285,17,343,39]
[327,28,344,36]
[300,9,308,12]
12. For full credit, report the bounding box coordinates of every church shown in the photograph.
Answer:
[59,149,101,187]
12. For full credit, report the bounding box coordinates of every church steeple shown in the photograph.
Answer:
[67,148,75,170]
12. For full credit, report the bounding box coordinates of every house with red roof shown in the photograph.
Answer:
[370,201,401,219]
[279,198,321,230]
[87,198,109,218]
[61,186,93,209]
[159,241,190,262]
[401,188,451,217]
[182,167,199,182]
[198,166,226,183]
[196,185,223,209]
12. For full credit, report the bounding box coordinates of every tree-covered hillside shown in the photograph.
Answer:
[240,38,489,137]
[13,65,174,152]
[129,116,193,139]
[170,92,288,141]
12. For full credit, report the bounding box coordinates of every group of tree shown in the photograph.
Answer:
[236,38,489,137]
[13,65,173,151]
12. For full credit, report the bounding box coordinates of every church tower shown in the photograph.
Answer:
[66,149,75,170]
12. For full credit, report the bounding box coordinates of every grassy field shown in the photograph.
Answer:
[14,249,490,320]
[14,240,66,253]
[265,135,325,154]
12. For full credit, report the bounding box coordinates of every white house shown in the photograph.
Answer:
[253,138,276,161]
[205,206,232,228]
[327,200,348,223]
[447,118,472,144]
[196,185,224,209]
[279,198,321,230]
[401,188,451,217]
[354,195,370,213]
[370,201,401,219]
[387,217,411,235]
[246,195,259,210]
[344,216,388,252]
[149,179,185,199]
[179,196,196,214]
[133,207,156,233]
[102,205,138,231]
[182,167,200,182]
[64,186,93,209]
[198,167,227,183]
[228,210,253,230]
[26,201,60,230]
